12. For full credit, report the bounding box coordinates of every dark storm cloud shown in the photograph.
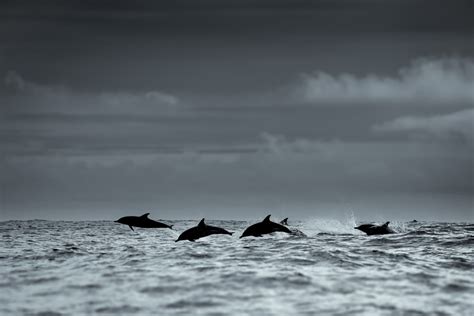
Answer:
[2,58,472,158]
[0,0,472,94]
[0,1,472,220]
[1,0,472,33]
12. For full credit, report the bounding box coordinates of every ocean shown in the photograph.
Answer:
[1,219,473,315]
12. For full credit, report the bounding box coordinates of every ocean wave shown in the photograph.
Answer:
[0,220,472,315]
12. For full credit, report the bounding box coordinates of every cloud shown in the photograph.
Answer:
[2,71,179,115]
[2,133,472,220]
[0,71,184,158]
[299,57,474,105]
[373,109,474,143]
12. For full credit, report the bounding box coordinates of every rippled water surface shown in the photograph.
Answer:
[1,219,473,315]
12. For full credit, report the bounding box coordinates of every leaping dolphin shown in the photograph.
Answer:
[355,221,394,235]
[115,213,173,231]
[240,215,292,238]
[176,218,233,242]
[279,217,307,237]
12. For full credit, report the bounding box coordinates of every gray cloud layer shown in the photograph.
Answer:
[2,58,473,217]
[373,109,474,144]
[2,134,472,221]
[299,58,474,105]
[3,71,179,115]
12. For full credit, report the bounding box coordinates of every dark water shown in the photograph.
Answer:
[1,219,473,315]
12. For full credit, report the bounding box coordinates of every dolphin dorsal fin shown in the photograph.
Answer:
[198,218,206,227]
[383,221,390,226]
[140,213,150,218]
[263,215,271,222]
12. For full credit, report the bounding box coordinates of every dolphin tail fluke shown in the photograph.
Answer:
[169,225,174,230]
[229,232,234,235]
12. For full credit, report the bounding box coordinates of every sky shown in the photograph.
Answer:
[0,0,473,221]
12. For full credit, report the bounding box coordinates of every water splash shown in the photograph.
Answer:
[302,213,360,235]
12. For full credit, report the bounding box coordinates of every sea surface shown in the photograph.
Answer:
[1,219,473,315]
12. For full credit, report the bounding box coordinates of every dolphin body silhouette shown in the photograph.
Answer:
[240,215,292,238]
[176,218,233,242]
[115,213,173,231]
[354,221,394,235]
[279,217,307,237]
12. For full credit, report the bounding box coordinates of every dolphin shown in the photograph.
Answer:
[175,218,233,242]
[115,213,173,231]
[279,217,307,237]
[354,221,394,236]
[240,215,292,238]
